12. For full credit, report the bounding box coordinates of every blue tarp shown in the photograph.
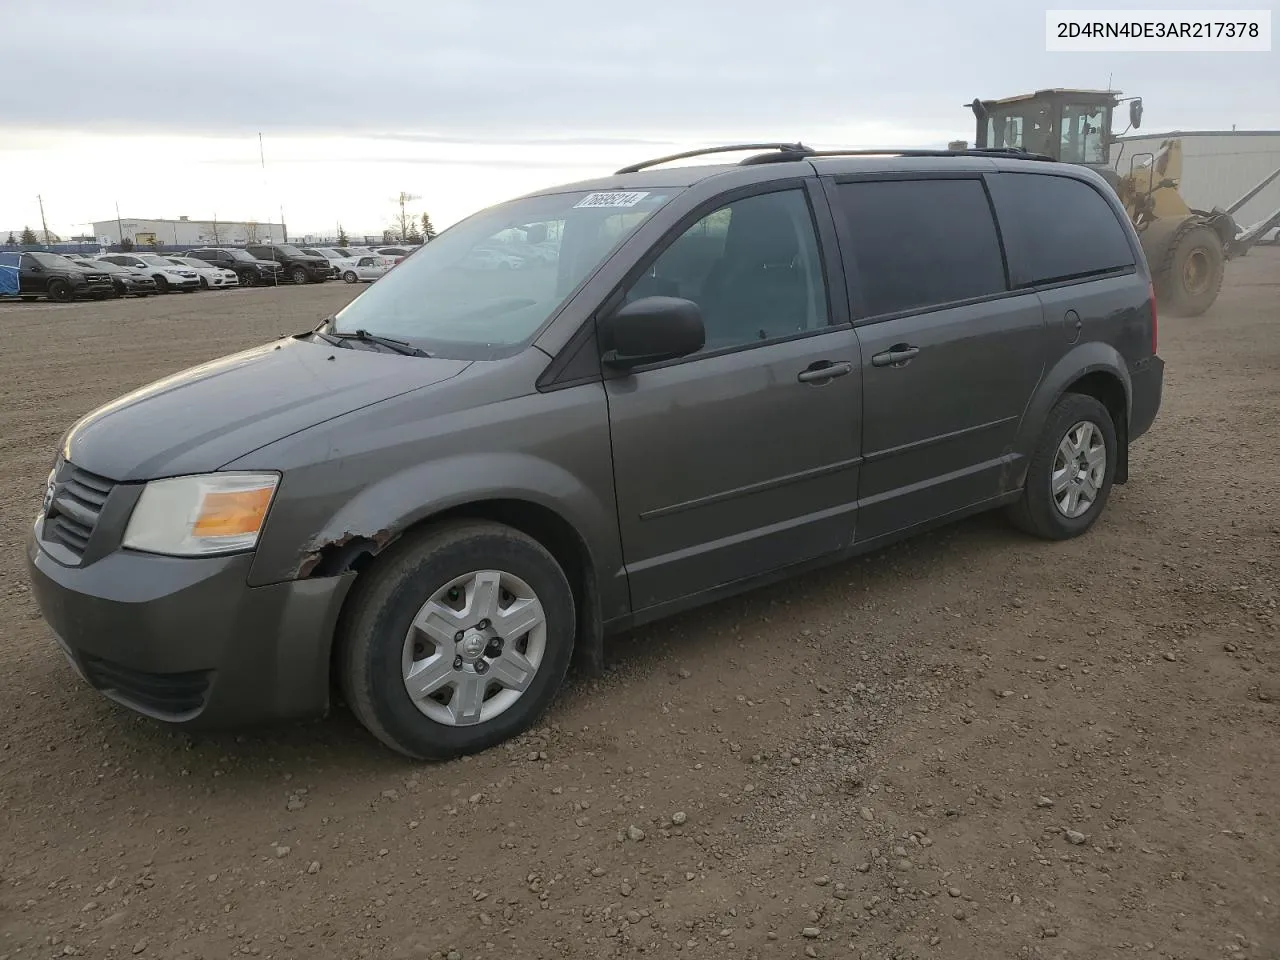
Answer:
[0,252,19,297]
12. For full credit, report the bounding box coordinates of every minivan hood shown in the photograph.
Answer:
[61,336,471,482]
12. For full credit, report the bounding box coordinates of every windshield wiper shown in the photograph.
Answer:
[309,317,353,349]
[331,328,431,357]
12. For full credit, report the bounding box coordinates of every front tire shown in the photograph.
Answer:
[343,270,358,284]
[291,266,308,285]
[241,272,258,288]
[1008,393,1118,540]
[1160,224,1224,318]
[154,275,169,293]
[338,521,576,760]
[47,279,73,303]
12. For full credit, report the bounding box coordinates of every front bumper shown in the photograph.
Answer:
[26,531,355,729]
[1129,355,1164,441]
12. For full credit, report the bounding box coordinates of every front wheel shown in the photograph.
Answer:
[1008,393,1118,540]
[338,521,576,760]
[154,275,169,293]
[199,277,209,290]
[1160,224,1224,318]
[241,272,258,288]
[47,279,73,303]
[291,266,309,285]
[343,270,358,284]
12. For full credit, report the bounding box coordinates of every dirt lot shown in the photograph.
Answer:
[1,257,1278,960]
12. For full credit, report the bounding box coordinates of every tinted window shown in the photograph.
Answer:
[835,178,1007,317]
[189,250,213,261]
[988,172,1135,285]
[621,188,829,353]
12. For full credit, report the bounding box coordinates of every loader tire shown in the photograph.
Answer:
[1159,224,1224,318]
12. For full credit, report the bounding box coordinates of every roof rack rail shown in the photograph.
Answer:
[780,147,1056,163]
[614,142,814,175]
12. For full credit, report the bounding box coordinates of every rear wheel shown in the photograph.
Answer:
[338,521,576,760]
[47,279,72,303]
[343,270,358,283]
[1008,393,1118,540]
[1159,224,1224,318]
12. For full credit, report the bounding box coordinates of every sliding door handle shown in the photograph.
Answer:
[871,345,920,367]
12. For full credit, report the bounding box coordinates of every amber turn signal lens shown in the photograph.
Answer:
[192,486,274,538]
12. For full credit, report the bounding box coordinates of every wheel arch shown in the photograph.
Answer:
[1015,345,1132,488]
[318,495,606,697]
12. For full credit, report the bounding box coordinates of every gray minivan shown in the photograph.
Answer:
[26,143,1164,759]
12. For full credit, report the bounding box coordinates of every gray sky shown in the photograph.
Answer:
[2,0,1276,235]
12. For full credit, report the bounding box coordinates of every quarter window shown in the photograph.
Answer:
[988,173,1135,285]
[835,178,1008,317]
[622,189,829,354]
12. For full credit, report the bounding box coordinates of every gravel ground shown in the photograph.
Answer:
[1,254,1278,960]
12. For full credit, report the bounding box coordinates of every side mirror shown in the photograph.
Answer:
[600,295,705,370]
[1129,98,1143,130]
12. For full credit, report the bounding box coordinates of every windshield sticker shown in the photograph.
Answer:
[574,191,651,209]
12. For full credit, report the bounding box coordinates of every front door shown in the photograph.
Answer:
[603,186,863,611]
[825,175,1048,542]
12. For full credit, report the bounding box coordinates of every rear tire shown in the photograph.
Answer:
[338,521,576,760]
[1159,224,1224,318]
[1008,393,1118,541]
[47,279,72,303]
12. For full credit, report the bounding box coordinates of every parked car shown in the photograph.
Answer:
[374,245,414,262]
[245,243,330,284]
[25,146,1163,762]
[98,253,200,293]
[67,254,157,297]
[185,247,283,286]
[299,247,353,278]
[16,251,115,302]
[339,255,392,283]
[167,256,240,290]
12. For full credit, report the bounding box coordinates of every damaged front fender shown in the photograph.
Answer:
[295,528,397,580]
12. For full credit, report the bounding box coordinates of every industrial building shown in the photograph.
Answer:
[1114,130,1280,232]
[91,216,286,247]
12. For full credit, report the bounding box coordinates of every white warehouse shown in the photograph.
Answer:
[1114,130,1280,232]
[91,215,287,247]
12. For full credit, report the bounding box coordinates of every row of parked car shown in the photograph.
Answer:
[8,243,410,303]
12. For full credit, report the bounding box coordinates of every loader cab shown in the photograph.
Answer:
[970,89,1141,170]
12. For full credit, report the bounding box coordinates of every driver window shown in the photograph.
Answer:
[622,189,828,354]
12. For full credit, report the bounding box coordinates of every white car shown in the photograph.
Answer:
[461,246,525,271]
[339,255,393,283]
[98,253,201,293]
[167,256,240,290]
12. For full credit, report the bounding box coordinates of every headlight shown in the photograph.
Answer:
[123,472,279,556]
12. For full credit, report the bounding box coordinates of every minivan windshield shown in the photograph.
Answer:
[329,188,678,357]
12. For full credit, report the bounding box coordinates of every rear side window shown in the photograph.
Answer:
[988,172,1135,285]
[835,178,1007,317]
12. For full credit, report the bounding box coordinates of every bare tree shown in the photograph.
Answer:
[393,191,421,242]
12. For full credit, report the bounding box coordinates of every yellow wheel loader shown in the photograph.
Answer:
[966,89,1280,317]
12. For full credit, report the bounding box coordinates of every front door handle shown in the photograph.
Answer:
[797,360,853,383]
[871,344,920,367]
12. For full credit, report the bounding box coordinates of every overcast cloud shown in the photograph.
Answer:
[1,0,1275,234]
